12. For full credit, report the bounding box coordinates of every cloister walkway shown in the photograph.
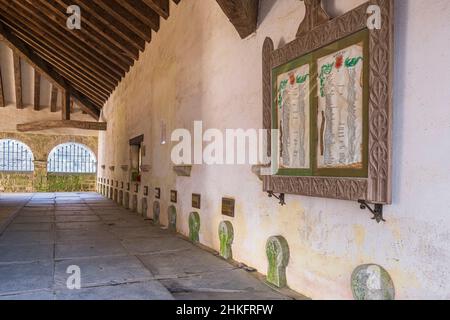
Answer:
[0,192,291,300]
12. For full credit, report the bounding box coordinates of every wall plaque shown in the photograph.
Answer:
[192,193,201,209]
[127,183,130,191]
[144,186,149,196]
[155,187,161,199]
[170,190,177,203]
[262,0,393,204]
[221,198,235,217]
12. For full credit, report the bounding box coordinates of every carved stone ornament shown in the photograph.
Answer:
[140,164,151,172]
[120,165,129,171]
[173,165,192,177]
[262,0,394,204]
[108,166,115,172]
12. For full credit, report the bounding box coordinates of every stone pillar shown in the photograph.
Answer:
[189,212,200,243]
[219,221,234,260]
[33,160,48,192]
[266,236,290,288]
[142,198,148,217]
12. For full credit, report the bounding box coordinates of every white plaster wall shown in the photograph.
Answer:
[99,0,450,299]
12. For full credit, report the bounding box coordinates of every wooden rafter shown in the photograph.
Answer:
[34,70,40,111]
[0,63,4,108]
[0,20,101,119]
[13,52,22,109]
[142,0,170,20]
[17,120,107,132]
[62,89,70,120]
[216,0,259,39]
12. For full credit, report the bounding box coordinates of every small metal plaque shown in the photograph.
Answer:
[155,188,161,199]
[127,183,130,191]
[121,182,124,189]
[192,193,201,209]
[144,186,149,196]
[134,184,139,193]
[222,198,235,217]
[170,190,177,203]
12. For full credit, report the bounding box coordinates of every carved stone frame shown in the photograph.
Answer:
[262,0,393,204]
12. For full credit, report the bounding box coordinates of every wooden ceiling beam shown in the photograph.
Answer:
[3,22,113,99]
[74,0,146,51]
[0,4,120,88]
[216,0,259,39]
[12,0,124,81]
[91,0,157,38]
[142,0,170,20]
[62,89,70,120]
[119,1,164,27]
[17,120,107,132]
[0,63,4,108]
[55,0,139,60]
[50,85,58,113]
[31,0,132,72]
[34,70,40,111]
[0,20,101,119]
[13,53,23,109]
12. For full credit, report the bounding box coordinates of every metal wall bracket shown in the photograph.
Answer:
[268,191,286,206]
[358,200,385,223]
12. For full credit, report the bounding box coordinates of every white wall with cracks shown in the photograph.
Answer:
[98,0,450,299]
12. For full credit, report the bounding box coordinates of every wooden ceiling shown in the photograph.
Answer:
[0,0,259,127]
[0,0,181,120]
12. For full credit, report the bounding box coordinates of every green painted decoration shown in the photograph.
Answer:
[168,205,177,231]
[266,236,290,288]
[152,201,160,225]
[188,212,200,243]
[351,264,395,300]
[218,221,234,260]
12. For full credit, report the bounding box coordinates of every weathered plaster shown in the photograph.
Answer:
[98,0,450,299]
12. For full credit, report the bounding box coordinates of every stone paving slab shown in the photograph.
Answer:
[56,221,108,230]
[0,231,55,245]
[0,260,54,295]
[138,248,235,278]
[55,215,100,223]
[109,226,170,239]
[54,255,154,288]
[0,290,55,300]
[55,281,173,300]
[121,237,193,255]
[55,239,127,259]
[14,216,55,224]
[56,229,115,242]
[0,244,54,263]
[8,223,53,231]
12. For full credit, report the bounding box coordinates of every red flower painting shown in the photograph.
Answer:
[289,73,296,85]
[336,55,344,69]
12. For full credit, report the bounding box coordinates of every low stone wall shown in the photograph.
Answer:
[0,172,34,192]
[47,174,97,192]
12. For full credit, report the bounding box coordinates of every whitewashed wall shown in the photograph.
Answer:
[99,0,450,299]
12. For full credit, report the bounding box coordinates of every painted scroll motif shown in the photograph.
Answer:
[276,64,310,170]
[317,43,364,169]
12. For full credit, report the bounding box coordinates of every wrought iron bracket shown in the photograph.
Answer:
[358,200,385,223]
[268,191,286,206]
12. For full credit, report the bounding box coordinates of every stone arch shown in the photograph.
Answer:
[266,236,290,288]
[132,194,138,212]
[168,205,177,231]
[188,212,200,243]
[124,192,130,209]
[142,197,148,217]
[219,221,234,260]
[119,190,124,206]
[0,139,35,172]
[113,189,118,202]
[152,201,160,225]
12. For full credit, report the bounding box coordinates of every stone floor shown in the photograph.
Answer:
[0,192,292,300]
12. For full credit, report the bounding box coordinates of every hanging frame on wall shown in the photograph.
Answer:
[262,0,393,206]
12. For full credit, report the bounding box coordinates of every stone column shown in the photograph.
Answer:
[33,160,48,192]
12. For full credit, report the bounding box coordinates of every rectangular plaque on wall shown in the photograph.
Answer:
[127,183,130,191]
[192,193,201,209]
[170,190,177,203]
[144,186,149,196]
[155,188,161,199]
[222,198,235,217]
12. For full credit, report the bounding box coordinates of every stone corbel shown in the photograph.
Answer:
[173,165,192,177]
[140,165,151,173]
[109,166,115,172]
[101,165,106,170]
[120,165,129,172]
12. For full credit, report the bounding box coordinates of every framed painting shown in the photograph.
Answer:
[262,0,393,204]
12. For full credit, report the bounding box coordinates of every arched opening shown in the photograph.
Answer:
[46,142,97,192]
[0,139,34,172]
